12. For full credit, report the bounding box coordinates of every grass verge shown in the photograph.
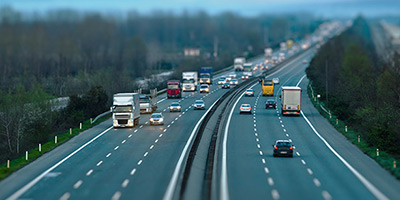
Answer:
[307,82,400,179]
[0,113,111,180]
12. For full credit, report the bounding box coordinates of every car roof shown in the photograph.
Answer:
[151,113,162,116]
[195,100,204,102]
[246,89,253,91]
[267,99,275,101]
[275,140,291,143]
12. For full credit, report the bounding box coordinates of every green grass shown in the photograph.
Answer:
[307,83,400,179]
[0,113,111,180]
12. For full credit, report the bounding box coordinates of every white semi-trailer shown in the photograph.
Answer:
[112,93,140,127]
[281,86,301,116]
[234,57,246,71]
[135,89,157,114]
[182,72,198,91]
[264,48,273,57]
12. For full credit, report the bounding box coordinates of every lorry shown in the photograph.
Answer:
[280,42,287,51]
[199,67,213,85]
[135,89,158,114]
[234,57,246,71]
[112,93,140,128]
[182,72,198,92]
[281,86,301,116]
[167,80,182,98]
[243,63,253,77]
[278,52,285,62]
[286,40,294,49]
[264,48,273,57]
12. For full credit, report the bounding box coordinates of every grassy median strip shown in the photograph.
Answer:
[307,83,400,179]
[0,114,111,180]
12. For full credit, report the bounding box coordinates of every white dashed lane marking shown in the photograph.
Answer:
[111,191,121,200]
[73,180,83,189]
[307,168,313,175]
[268,177,274,186]
[96,161,103,166]
[138,160,143,165]
[130,168,136,175]
[114,146,119,150]
[86,169,93,176]
[301,159,306,165]
[106,153,111,158]
[59,192,70,200]
[313,178,321,187]
[122,179,130,188]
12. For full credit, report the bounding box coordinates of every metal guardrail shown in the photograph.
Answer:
[91,110,111,124]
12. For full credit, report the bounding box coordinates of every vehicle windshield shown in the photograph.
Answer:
[246,89,253,92]
[139,96,151,103]
[267,100,275,103]
[276,142,292,147]
[183,79,194,83]
[200,74,210,78]
[242,104,250,107]
[113,106,132,112]
[200,85,208,88]
[244,66,252,72]
[263,80,273,86]
[195,100,204,104]
[171,103,180,106]
[151,114,162,118]
[168,84,179,89]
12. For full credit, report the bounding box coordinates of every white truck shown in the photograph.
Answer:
[112,93,140,128]
[182,72,198,91]
[234,57,246,71]
[280,42,287,51]
[135,89,157,114]
[264,48,273,57]
[243,63,253,77]
[281,86,301,116]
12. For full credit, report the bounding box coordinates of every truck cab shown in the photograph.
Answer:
[167,80,182,99]
[112,93,140,128]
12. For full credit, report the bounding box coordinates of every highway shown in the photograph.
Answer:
[2,23,400,200]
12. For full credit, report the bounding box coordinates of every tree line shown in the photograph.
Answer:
[306,16,400,154]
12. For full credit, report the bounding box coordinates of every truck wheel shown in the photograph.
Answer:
[134,118,139,127]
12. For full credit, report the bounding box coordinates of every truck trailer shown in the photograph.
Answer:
[112,93,140,128]
[281,86,301,116]
[135,89,158,114]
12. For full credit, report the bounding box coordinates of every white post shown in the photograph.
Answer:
[39,144,41,152]
[345,126,348,132]
[55,136,57,144]
[336,119,338,125]
[70,128,72,135]
[26,151,28,161]
[377,149,379,157]
[7,160,10,168]
[80,123,82,129]
[358,135,360,143]
[394,161,397,169]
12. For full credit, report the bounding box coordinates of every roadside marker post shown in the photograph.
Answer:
[7,160,10,168]
[25,151,28,161]
[80,123,82,129]
[70,128,72,135]
[39,144,41,152]
[336,119,338,125]
[358,135,360,143]
[345,126,348,132]
[394,161,397,169]
[55,136,58,144]
[377,149,379,157]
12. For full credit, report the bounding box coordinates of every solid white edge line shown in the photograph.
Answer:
[301,111,388,200]
[296,75,388,200]
[163,97,221,200]
[7,126,113,200]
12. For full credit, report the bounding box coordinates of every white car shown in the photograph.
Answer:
[194,100,205,110]
[303,59,308,64]
[239,104,252,114]
[149,113,164,125]
[272,78,280,84]
[218,77,226,85]
[229,72,237,79]
[241,75,249,80]
[199,84,210,93]
[230,79,239,85]
[245,89,255,96]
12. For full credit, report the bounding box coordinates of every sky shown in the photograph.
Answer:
[1,0,399,18]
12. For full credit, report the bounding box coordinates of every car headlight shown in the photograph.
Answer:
[150,118,154,122]
[177,106,181,109]
[159,118,164,122]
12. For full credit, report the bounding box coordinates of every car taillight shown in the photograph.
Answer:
[274,146,278,149]
[240,107,243,110]
[289,146,293,150]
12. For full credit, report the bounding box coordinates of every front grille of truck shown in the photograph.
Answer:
[115,115,130,119]
[118,119,128,124]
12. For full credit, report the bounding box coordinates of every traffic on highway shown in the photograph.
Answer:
[1,3,400,200]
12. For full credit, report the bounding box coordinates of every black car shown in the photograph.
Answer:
[222,82,231,89]
[265,99,276,109]
[258,76,265,83]
[273,140,294,157]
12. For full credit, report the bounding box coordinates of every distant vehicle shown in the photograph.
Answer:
[241,75,249,80]
[200,67,213,85]
[302,59,308,64]
[225,76,232,82]
[199,84,210,93]
[239,104,252,114]
[262,79,274,96]
[182,72,198,92]
[286,40,294,49]
[230,79,239,85]
[258,75,265,83]
[272,56,278,64]
[222,82,230,89]
[245,89,254,96]
[218,77,227,85]
[136,89,157,114]
[278,52,285,61]
[167,80,182,99]
[243,63,253,77]
[234,57,246,71]
[229,72,237,79]
[281,86,301,116]
[273,140,293,157]
[265,99,276,109]
[272,78,280,84]
[169,102,181,112]
[193,100,205,110]
[264,48,273,57]
[280,42,287,51]
[149,113,164,125]
[112,93,140,128]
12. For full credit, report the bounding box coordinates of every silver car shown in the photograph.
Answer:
[169,102,181,112]
[194,100,205,110]
[239,104,252,114]
[230,79,239,85]
[149,113,164,125]
[199,84,210,93]
[272,78,280,84]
